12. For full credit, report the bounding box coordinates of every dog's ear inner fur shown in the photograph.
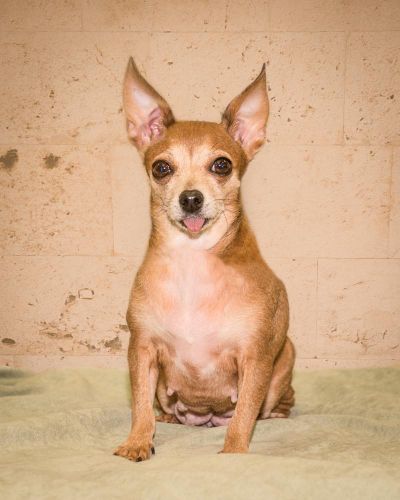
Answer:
[123,57,175,152]
[221,65,269,160]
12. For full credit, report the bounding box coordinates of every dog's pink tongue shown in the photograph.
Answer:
[183,217,205,233]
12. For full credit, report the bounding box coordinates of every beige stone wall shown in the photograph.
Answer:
[1,0,399,371]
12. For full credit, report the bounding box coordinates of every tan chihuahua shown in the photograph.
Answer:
[114,58,295,462]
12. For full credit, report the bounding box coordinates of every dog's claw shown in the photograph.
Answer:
[151,446,155,455]
[113,441,154,462]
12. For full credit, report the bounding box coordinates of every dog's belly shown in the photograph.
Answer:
[152,311,243,424]
[155,320,242,426]
[157,353,238,427]
[139,248,262,425]
[153,306,244,423]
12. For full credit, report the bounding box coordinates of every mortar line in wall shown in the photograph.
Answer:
[107,153,116,257]
[8,353,127,358]
[1,255,400,260]
[342,30,350,145]
[296,356,400,360]
[268,256,400,260]
[387,146,394,257]
[313,257,400,261]
[266,0,272,32]
[315,258,319,355]
[3,353,398,361]
[79,0,84,31]
[1,29,400,34]
[0,254,119,258]
[1,143,399,148]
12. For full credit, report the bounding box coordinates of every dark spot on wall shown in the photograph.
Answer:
[63,333,73,338]
[40,329,59,338]
[104,336,122,352]
[118,324,129,332]
[65,164,75,174]
[0,149,18,170]
[2,338,16,345]
[78,340,99,352]
[39,322,70,339]
[65,294,76,306]
[43,154,60,169]
[49,90,55,98]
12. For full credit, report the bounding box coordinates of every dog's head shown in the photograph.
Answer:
[123,58,269,249]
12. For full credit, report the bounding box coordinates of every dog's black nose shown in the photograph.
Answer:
[179,190,204,214]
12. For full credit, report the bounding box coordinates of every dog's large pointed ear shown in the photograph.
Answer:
[221,65,269,160]
[123,57,175,152]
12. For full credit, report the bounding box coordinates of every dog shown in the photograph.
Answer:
[114,58,295,462]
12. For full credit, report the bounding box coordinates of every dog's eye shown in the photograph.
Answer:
[152,160,173,180]
[210,157,232,176]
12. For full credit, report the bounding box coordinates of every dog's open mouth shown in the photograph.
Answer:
[180,217,209,233]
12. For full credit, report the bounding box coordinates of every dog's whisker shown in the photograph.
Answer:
[221,210,229,231]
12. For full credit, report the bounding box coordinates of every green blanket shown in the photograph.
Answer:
[1,368,399,499]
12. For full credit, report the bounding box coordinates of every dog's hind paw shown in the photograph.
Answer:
[155,413,180,424]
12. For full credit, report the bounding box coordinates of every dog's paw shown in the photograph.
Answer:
[113,440,155,462]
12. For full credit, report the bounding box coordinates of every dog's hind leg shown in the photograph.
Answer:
[258,337,295,419]
[269,384,295,418]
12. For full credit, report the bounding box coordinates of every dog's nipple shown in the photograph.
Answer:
[166,387,175,397]
[176,400,187,412]
[231,390,238,404]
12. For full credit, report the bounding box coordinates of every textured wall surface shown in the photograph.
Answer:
[0,0,399,371]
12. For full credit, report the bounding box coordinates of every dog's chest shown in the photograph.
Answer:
[142,250,257,368]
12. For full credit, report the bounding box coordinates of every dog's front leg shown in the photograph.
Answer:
[221,354,273,453]
[114,336,158,462]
